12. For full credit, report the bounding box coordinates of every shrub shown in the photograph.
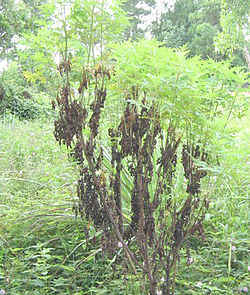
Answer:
[53,40,249,295]
[0,63,51,119]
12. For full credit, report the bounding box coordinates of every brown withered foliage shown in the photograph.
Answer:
[57,59,71,76]
[53,60,210,295]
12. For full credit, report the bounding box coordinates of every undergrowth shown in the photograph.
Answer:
[0,113,249,294]
[0,64,52,120]
[0,116,132,294]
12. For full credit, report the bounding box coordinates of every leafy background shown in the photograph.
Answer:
[0,0,249,294]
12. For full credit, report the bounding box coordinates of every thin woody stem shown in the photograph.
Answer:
[79,132,142,275]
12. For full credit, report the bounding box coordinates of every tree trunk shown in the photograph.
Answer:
[243,45,250,71]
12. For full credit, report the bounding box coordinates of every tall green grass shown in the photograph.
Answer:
[0,116,132,294]
[175,111,250,294]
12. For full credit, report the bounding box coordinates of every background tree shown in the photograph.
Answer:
[122,0,156,40]
[215,0,250,69]
[151,0,222,59]
[0,0,47,59]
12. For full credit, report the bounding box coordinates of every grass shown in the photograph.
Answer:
[0,117,131,294]
[175,113,250,294]
[0,113,249,294]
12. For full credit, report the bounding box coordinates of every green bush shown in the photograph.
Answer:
[0,64,51,120]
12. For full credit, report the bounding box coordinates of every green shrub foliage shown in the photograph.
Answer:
[0,64,50,119]
[53,40,249,295]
